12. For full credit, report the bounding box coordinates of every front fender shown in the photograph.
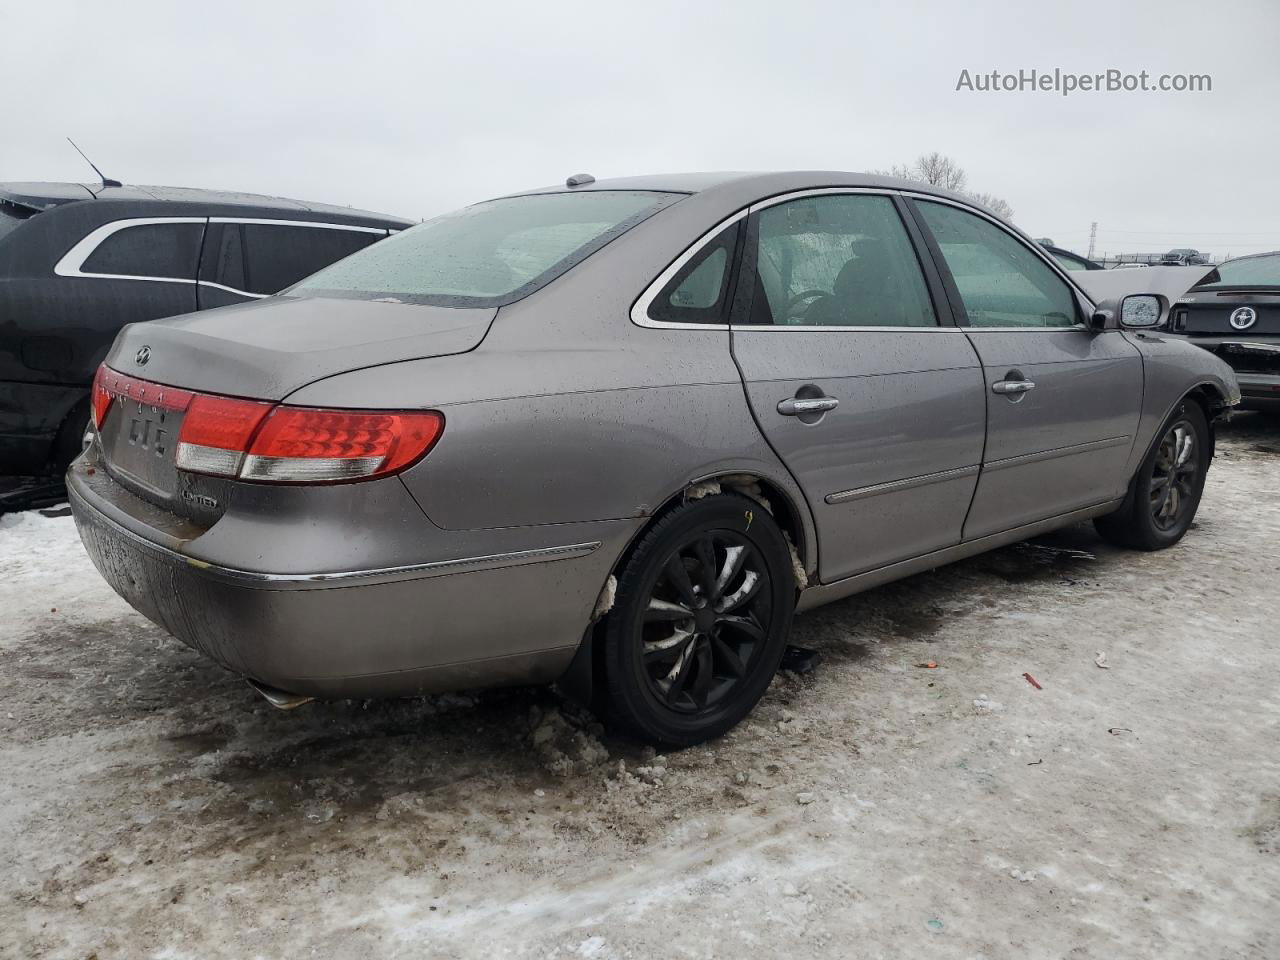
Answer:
[1123,330,1240,477]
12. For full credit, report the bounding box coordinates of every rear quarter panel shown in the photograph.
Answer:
[285,192,818,566]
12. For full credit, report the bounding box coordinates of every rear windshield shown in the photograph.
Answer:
[1192,253,1280,289]
[289,190,679,307]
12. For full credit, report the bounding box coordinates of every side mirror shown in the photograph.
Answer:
[1119,294,1164,329]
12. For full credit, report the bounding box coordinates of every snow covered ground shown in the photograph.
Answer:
[2,415,1278,960]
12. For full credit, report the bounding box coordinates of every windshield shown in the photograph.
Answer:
[1193,253,1280,289]
[289,190,679,306]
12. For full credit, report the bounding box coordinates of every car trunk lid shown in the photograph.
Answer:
[104,295,495,400]
[95,296,494,518]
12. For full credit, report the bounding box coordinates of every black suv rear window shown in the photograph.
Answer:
[290,190,678,307]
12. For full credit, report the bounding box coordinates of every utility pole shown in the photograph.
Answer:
[1086,221,1098,261]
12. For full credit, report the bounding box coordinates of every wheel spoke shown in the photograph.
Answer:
[693,537,718,600]
[1174,428,1194,467]
[664,552,698,607]
[711,634,746,678]
[645,597,694,622]
[664,642,696,700]
[644,625,695,657]
[713,545,747,599]
[717,569,762,613]
[688,641,714,708]
[717,614,765,643]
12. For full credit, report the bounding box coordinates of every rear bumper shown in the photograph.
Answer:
[1171,336,1280,409]
[67,457,635,699]
[1235,373,1280,410]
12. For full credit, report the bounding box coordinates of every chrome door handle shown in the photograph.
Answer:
[992,379,1036,395]
[777,396,839,416]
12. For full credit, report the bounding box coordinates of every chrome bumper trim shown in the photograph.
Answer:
[69,484,601,591]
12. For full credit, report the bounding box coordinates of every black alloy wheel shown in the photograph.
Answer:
[603,493,795,747]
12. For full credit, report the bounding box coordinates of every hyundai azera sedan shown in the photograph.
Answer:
[69,172,1240,746]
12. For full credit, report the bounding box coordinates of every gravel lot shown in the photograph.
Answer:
[2,415,1277,960]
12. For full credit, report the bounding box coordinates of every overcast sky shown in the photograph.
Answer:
[5,0,1278,257]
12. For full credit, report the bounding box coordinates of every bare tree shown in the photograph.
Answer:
[876,152,967,191]
[965,191,1014,221]
[913,151,968,192]
[877,151,1014,221]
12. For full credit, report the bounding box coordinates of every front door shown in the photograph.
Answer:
[730,191,987,583]
[910,198,1143,540]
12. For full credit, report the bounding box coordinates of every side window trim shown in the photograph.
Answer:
[54,216,208,284]
[55,216,389,299]
[903,193,1096,330]
[631,208,748,329]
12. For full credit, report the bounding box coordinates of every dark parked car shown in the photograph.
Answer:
[1161,248,1209,266]
[0,182,411,476]
[69,171,1238,746]
[1169,251,1280,411]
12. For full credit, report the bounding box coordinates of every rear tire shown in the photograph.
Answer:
[50,399,91,474]
[602,493,795,748]
[1094,401,1209,551]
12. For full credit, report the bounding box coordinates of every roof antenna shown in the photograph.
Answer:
[66,138,122,189]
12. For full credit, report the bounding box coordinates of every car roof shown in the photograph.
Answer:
[1219,249,1280,264]
[0,181,411,225]
[508,170,979,207]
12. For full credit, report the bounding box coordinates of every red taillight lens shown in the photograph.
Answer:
[242,408,445,482]
[94,365,443,483]
[92,364,194,429]
[175,395,275,477]
[91,365,111,428]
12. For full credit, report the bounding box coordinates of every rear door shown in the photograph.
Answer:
[196,220,387,309]
[729,190,987,583]
[909,197,1142,539]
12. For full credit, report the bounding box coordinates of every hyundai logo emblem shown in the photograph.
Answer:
[1229,307,1258,331]
[135,345,151,365]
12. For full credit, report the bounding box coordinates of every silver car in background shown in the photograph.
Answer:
[69,172,1239,746]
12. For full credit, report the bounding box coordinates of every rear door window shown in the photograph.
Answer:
[747,194,938,327]
[80,222,204,280]
[239,224,382,294]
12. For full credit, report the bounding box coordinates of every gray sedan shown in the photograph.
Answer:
[69,172,1240,746]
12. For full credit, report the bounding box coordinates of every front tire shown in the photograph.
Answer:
[602,493,795,747]
[1094,401,1210,551]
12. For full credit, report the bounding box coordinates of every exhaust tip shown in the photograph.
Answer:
[246,678,314,711]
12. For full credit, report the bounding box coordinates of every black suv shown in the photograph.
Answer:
[0,182,411,477]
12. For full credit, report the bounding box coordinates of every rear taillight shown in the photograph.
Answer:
[175,395,275,477]
[91,365,111,428]
[241,408,444,482]
[93,364,194,429]
[94,363,444,484]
